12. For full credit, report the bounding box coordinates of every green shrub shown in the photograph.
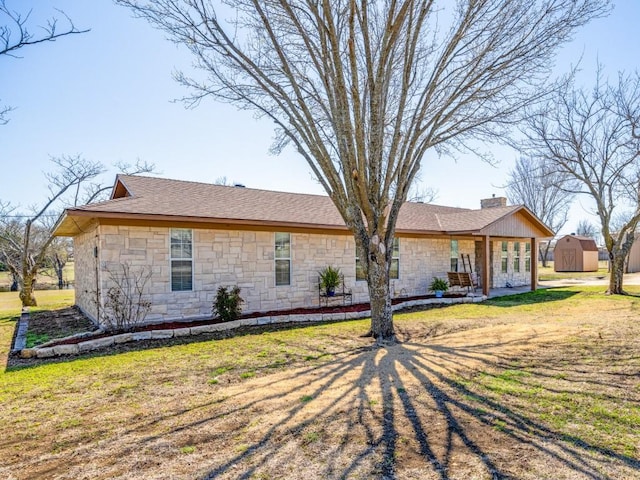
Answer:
[212,285,244,322]
[430,277,449,292]
[319,265,341,294]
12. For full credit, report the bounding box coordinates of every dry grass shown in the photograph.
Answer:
[1,287,639,479]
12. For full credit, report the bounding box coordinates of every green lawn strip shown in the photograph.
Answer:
[538,266,609,281]
[0,262,75,287]
[0,290,75,359]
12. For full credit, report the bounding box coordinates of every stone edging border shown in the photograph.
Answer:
[19,294,486,359]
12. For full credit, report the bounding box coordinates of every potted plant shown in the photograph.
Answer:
[319,266,341,296]
[430,277,449,298]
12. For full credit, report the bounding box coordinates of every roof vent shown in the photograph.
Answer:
[234,183,246,188]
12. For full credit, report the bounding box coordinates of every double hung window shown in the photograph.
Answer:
[171,228,193,291]
[275,233,291,286]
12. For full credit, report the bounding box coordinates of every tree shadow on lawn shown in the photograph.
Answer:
[99,331,638,479]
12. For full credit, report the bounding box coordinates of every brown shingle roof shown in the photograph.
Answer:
[559,235,599,251]
[56,175,552,237]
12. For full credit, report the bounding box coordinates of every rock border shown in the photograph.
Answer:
[18,294,485,359]
[10,308,30,354]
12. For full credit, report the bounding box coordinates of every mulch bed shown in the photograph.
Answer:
[25,293,466,349]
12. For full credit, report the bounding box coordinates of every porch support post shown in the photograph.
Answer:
[482,235,490,296]
[531,237,538,291]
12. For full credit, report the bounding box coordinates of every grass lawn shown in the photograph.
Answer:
[0,262,75,289]
[1,287,639,479]
[538,261,610,281]
[0,289,75,359]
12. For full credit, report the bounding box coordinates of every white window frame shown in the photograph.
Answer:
[525,242,531,272]
[501,241,509,273]
[170,228,193,292]
[275,232,291,286]
[390,238,400,280]
[450,239,459,272]
[355,244,366,281]
[356,238,400,280]
[514,241,521,273]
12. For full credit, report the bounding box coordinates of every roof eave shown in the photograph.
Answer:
[57,210,351,234]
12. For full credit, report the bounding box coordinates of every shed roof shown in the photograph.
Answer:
[54,175,554,238]
[556,234,599,251]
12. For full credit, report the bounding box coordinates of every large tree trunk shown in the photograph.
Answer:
[19,273,37,307]
[605,228,637,295]
[608,253,626,294]
[367,251,394,344]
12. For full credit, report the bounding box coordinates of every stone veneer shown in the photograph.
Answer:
[73,224,99,322]
[491,240,532,288]
[78,225,484,325]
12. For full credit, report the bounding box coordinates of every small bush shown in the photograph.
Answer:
[101,264,152,332]
[212,285,244,322]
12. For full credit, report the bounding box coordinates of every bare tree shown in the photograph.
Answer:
[81,159,158,204]
[0,156,157,306]
[213,176,231,186]
[0,155,104,306]
[0,1,88,124]
[505,156,577,267]
[407,184,437,204]
[0,215,23,290]
[575,219,599,239]
[100,263,152,332]
[117,0,608,342]
[519,70,640,294]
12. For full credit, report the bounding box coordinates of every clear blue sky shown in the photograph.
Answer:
[1,1,639,235]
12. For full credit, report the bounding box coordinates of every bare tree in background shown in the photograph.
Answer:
[575,219,599,240]
[505,156,577,267]
[520,71,640,294]
[118,0,608,342]
[0,156,156,306]
[0,1,88,124]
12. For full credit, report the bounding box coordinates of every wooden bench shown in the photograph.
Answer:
[447,271,477,293]
[318,274,353,307]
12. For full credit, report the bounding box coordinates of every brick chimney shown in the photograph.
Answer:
[481,195,507,209]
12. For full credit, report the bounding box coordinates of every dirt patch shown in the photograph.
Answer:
[27,307,97,345]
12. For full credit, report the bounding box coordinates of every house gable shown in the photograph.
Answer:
[479,209,553,238]
[110,176,133,199]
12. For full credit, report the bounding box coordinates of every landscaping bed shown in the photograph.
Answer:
[23,292,468,350]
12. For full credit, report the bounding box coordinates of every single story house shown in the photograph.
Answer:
[553,235,599,272]
[54,175,554,325]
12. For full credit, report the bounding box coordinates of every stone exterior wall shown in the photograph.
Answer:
[91,225,480,324]
[491,240,531,287]
[73,224,99,323]
[384,238,476,297]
